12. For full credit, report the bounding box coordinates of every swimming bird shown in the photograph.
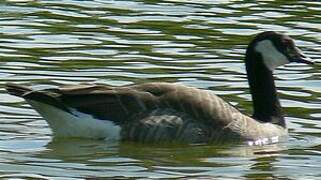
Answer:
[5,31,313,145]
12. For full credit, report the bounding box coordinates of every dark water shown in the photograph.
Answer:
[0,0,321,179]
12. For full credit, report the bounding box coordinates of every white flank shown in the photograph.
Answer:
[27,100,121,140]
[255,40,289,71]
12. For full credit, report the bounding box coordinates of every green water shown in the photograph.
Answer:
[0,0,321,179]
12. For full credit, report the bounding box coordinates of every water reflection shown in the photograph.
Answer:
[45,140,296,179]
[2,137,316,179]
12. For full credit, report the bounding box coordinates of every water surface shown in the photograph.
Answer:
[0,0,321,179]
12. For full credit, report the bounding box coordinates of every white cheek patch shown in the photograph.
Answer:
[255,40,289,71]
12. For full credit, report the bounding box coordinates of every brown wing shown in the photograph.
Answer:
[154,83,240,127]
[53,84,159,124]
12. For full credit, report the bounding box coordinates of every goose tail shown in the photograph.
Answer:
[5,83,121,139]
[5,83,32,97]
[5,83,72,114]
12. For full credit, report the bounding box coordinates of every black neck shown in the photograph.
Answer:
[245,44,285,127]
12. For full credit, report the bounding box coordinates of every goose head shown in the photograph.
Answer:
[245,31,314,126]
[247,31,313,71]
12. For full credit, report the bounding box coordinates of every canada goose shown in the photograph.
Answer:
[6,31,314,145]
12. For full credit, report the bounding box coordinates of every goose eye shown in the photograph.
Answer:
[282,40,295,54]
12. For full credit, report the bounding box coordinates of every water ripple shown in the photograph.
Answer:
[0,0,320,179]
